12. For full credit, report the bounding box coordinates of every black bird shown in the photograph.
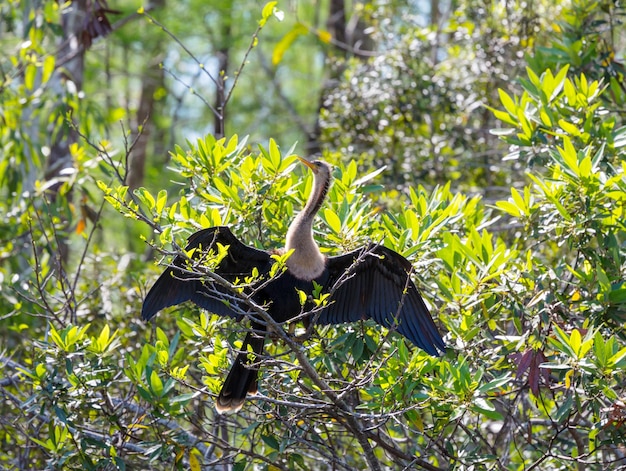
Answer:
[142,157,445,413]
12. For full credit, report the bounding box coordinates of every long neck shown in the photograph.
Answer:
[284,172,329,280]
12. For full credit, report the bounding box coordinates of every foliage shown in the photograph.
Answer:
[319,0,559,192]
[2,0,626,470]
[484,63,626,469]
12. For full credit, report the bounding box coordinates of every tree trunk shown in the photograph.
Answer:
[307,0,374,155]
[44,0,89,264]
[307,0,347,155]
[214,48,229,139]
[214,6,233,138]
[45,1,87,193]
[127,0,166,190]
[46,0,115,194]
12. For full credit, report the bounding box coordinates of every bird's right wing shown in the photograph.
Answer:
[141,226,273,321]
[317,244,445,356]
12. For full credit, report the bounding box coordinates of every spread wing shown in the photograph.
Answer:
[317,244,445,356]
[141,226,272,321]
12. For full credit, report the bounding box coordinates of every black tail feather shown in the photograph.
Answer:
[216,330,266,414]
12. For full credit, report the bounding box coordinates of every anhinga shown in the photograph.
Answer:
[142,157,445,413]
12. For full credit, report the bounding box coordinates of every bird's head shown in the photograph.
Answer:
[296,156,332,179]
[294,156,333,217]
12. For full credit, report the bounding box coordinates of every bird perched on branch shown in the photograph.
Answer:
[142,157,445,413]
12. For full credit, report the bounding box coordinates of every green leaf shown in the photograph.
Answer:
[352,338,364,362]
[160,226,172,245]
[526,66,541,87]
[150,370,164,397]
[516,108,533,138]
[296,289,307,306]
[490,127,516,136]
[478,374,512,394]
[289,453,306,469]
[170,392,199,404]
[495,201,522,217]
[268,138,281,171]
[189,450,201,471]
[213,176,239,205]
[578,333,594,359]
[323,208,342,233]
[510,187,527,214]
[564,78,577,105]
[179,195,190,219]
[596,264,611,292]
[30,436,54,451]
[554,394,574,423]
[96,180,111,194]
[113,458,126,471]
[272,23,307,65]
[162,378,177,396]
[498,89,517,116]
[526,173,572,221]
[613,125,626,148]
[550,64,570,101]
[569,329,581,357]
[472,397,503,420]
[24,63,36,90]
[259,1,278,26]
[608,285,626,304]
[156,189,167,215]
[353,165,386,187]
[609,347,626,367]
[135,187,156,209]
[540,109,552,127]
[261,434,280,450]
[550,324,577,358]
[487,106,519,126]
[49,325,66,350]
[42,55,55,84]
[593,332,608,367]
[558,119,581,137]
[539,362,573,370]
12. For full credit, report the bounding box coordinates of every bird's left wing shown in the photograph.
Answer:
[141,226,273,321]
[317,244,445,356]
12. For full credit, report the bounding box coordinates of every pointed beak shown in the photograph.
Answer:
[296,156,317,173]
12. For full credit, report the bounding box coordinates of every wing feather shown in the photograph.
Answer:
[142,226,272,321]
[318,244,445,356]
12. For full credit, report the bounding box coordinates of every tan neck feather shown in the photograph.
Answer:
[283,161,331,280]
[285,214,326,280]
